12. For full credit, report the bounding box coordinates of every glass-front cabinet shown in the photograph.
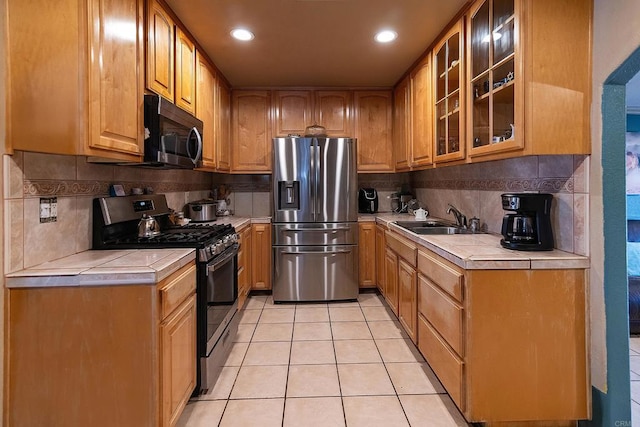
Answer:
[433,20,465,163]
[468,0,521,157]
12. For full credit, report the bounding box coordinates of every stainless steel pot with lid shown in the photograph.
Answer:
[186,200,218,222]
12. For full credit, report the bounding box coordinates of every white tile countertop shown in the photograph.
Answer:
[5,249,196,288]
[361,212,590,270]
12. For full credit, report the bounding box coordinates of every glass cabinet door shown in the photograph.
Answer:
[468,0,519,155]
[434,20,464,162]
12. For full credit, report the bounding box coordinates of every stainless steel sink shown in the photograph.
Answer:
[410,226,472,235]
[395,220,454,229]
[394,220,474,235]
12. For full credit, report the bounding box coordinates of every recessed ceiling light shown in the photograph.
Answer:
[231,28,254,41]
[375,30,397,43]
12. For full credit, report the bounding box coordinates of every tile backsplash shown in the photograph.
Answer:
[3,151,590,272]
[410,155,589,255]
[3,151,213,272]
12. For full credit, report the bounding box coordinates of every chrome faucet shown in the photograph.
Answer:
[446,204,467,228]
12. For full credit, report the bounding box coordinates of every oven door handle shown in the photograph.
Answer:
[206,246,237,276]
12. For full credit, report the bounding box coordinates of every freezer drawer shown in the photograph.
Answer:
[272,245,359,302]
[272,223,358,246]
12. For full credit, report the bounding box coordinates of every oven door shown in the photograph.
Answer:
[205,244,239,355]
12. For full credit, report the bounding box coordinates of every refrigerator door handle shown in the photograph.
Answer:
[314,138,321,221]
[309,140,316,221]
[280,249,353,255]
[281,227,351,232]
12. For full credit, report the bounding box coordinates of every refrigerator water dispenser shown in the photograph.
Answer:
[278,181,300,209]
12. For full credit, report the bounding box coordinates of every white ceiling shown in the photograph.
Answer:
[165,0,470,88]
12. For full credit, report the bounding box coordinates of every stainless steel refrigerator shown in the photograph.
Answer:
[272,137,359,302]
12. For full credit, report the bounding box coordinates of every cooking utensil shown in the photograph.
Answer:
[137,214,160,238]
[186,200,218,222]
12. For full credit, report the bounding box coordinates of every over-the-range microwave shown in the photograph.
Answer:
[138,94,203,169]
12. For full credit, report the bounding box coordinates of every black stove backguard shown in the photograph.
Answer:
[93,195,173,249]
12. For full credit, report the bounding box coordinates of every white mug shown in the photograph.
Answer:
[217,200,227,212]
[414,208,427,221]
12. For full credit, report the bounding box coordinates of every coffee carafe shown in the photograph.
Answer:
[500,193,554,251]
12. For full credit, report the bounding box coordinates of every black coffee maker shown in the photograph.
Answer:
[500,193,554,251]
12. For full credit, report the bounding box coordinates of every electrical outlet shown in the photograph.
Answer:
[39,197,57,223]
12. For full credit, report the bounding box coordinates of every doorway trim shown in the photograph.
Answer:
[588,46,640,426]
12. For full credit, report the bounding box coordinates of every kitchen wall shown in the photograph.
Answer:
[411,155,589,255]
[0,0,7,417]
[358,172,411,212]
[2,151,213,273]
[210,172,411,216]
[591,0,640,414]
[210,174,271,217]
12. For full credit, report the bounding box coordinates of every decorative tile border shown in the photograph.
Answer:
[411,178,574,193]
[23,180,211,197]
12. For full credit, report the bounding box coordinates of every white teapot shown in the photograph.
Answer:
[414,208,428,221]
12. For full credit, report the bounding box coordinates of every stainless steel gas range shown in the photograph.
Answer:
[92,194,239,395]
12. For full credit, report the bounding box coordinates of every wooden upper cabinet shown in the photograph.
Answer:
[88,0,145,157]
[195,51,216,169]
[393,78,411,171]
[273,91,314,136]
[146,0,174,102]
[314,91,352,137]
[216,81,231,172]
[466,0,591,160]
[433,20,464,163]
[231,90,272,173]
[175,27,197,115]
[7,0,144,161]
[411,55,434,167]
[354,91,394,173]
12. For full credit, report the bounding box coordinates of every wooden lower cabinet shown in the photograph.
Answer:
[161,294,197,427]
[251,223,272,290]
[385,230,417,330]
[375,224,387,294]
[5,262,197,427]
[384,248,399,315]
[415,247,589,423]
[358,222,376,288]
[397,258,417,343]
[237,225,252,309]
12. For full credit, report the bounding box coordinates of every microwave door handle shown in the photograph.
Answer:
[186,127,203,165]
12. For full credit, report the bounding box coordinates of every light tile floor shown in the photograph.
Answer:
[178,293,469,427]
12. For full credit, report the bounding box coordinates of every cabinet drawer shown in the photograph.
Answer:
[385,231,417,266]
[159,263,196,319]
[418,314,464,411]
[418,250,463,302]
[418,276,463,356]
[238,245,246,268]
